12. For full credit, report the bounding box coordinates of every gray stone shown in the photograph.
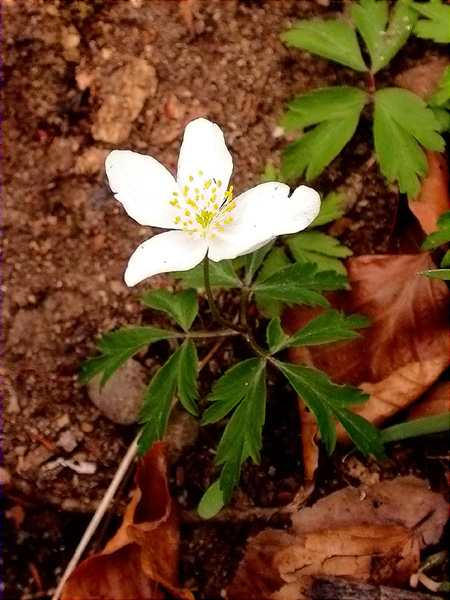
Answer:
[88,359,148,425]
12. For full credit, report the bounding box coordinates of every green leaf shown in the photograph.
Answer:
[276,362,374,456]
[374,87,444,197]
[261,161,282,183]
[214,363,266,503]
[288,310,370,347]
[254,262,347,308]
[255,247,290,318]
[288,231,352,259]
[411,0,450,43]
[431,107,450,133]
[201,358,261,425]
[422,269,450,281]
[310,192,347,227]
[429,66,450,107]
[441,250,450,268]
[281,19,367,71]
[352,0,417,73]
[244,242,274,285]
[137,350,180,454]
[177,340,199,416]
[282,87,368,131]
[421,211,450,250]
[291,251,348,276]
[333,408,385,458]
[266,318,290,353]
[141,289,198,332]
[281,109,363,182]
[80,326,175,386]
[175,260,241,289]
[198,480,225,519]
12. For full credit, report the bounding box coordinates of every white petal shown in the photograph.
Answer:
[177,118,233,191]
[208,182,320,262]
[105,150,180,228]
[124,230,208,286]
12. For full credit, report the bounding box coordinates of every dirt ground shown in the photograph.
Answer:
[3,0,448,598]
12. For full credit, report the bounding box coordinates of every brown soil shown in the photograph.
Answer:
[3,1,448,598]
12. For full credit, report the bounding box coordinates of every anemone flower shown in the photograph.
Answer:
[105,118,320,286]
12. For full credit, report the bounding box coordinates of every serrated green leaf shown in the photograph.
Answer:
[421,211,450,250]
[175,259,241,289]
[412,0,450,43]
[429,66,450,107]
[441,250,450,268]
[244,242,274,285]
[198,479,225,519]
[177,340,198,416]
[333,408,385,458]
[291,250,347,275]
[276,361,373,456]
[80,326,175,386]
[431,107,450,133]
[281,109,362,182]
[201,358,261,425]
[352,0,417,73]
[374,88,444,197]
[309,192,346,227]
[254,262,347,308]
[282,87,368,131]
[255,247,290,318]
[281,19,367,71]
[422,269,450,280]
[137,350,180,454]
[288,310,370,347]
[288,231,353,259]
[266,318,290,353]
[141,289,198,332]
[261,161,282,183]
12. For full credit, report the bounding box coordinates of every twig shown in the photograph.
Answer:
[198,338,226,371]
[51,432,140,600]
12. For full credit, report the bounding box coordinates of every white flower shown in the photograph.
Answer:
[105,118,321,286]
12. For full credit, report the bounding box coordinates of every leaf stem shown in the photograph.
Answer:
[184,329,239,339]
[381,413,450,443]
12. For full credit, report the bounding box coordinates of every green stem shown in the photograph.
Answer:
[202,256,269,360]
[381,413,450,443]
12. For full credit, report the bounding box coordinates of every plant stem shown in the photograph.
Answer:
[381,413,450,443]
[185,329,239,339]
[202,256,269,359]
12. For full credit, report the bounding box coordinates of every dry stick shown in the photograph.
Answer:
[51,431,140,600]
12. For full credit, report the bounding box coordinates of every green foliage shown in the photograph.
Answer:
[254,246,291,318]
[80,326,175,386]
[266,318,290,353]
[352,0,417,73]
[309,192,346,227]
[430,66,450,108]
[421,212,450,280]
[138,340,199,455]
[373,88,444,197]
[285,310,370,347]
[244,242,274,285]
[142,288,198,331]
[199,361,267,518]
[276,361,385,458]
[422,212,450,250]
[287,230,352,275]
[253,262,347,309]
[280,0,446,197]
[280,19,366,71]
[411,0,450,43]
[175,259,241,289]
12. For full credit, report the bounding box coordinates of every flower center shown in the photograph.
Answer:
[170,171,236,238]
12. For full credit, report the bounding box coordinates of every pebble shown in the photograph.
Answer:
[19,446,54,472]
[57,430,78,453]
[87,359,148,425]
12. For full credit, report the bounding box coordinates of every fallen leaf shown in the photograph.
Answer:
[298,400,319,483]
[227,477,447,600]
[409,151,450,235]
[62,442,194,600]
[408,381,450,420]
[285,254,449,438]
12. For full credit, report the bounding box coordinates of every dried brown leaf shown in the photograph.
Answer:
[228,477,447,600]
[62,442,194,600]
[409,151,450,235]
[408,381,450,420]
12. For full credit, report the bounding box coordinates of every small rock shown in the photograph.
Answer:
[19,446,54,472]
[92,58,157,144]
[57,430,78,453]
[80,422,94,433]
[165,407,200,461]
[55,414,71,431]
[395,57,449,100]
[75,147,108,176]
[88,359,148,425]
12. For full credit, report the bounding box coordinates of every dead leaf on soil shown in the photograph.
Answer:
[298,400,319,483]
[227,477,447,600]
[285,254,449,441]
[62,442,194,600]
[409,151,450,235]
[408,381,450,420]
